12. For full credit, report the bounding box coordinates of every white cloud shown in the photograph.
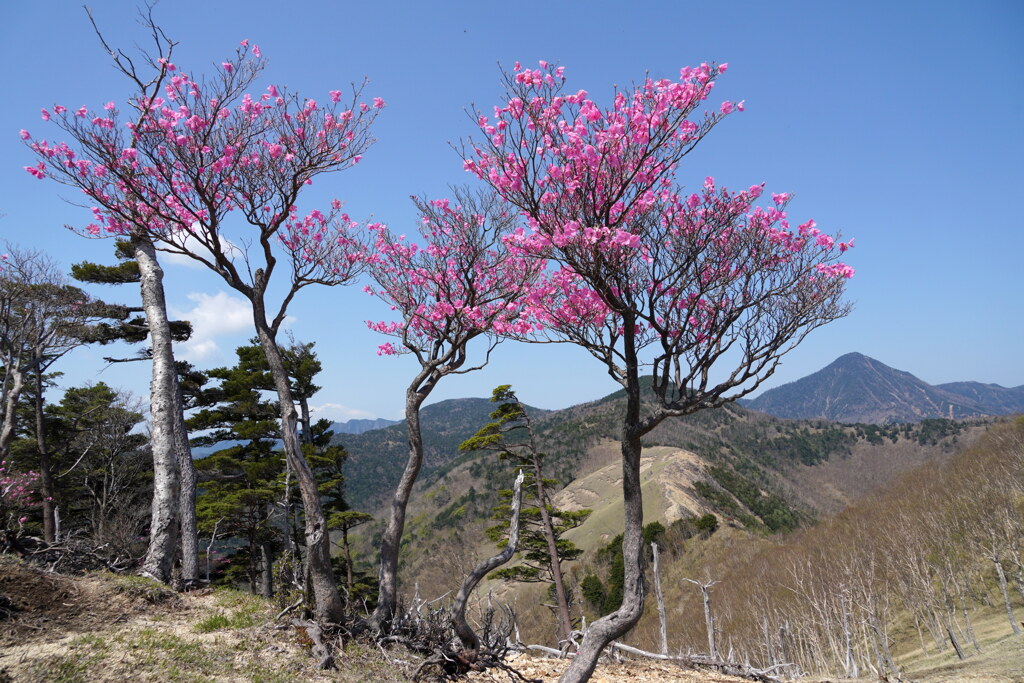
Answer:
[170,291,252,362]
[162,229,243,269]
[309,402,376,422]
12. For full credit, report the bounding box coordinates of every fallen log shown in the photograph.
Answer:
[520,640,787,682]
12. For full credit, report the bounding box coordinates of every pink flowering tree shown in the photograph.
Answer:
[363,188,541,629]
[464,61,854,682]
[0,462,41,550]
[23,15,380,621]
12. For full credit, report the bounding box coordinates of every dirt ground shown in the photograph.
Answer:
[1,555,1020,682]
[466,653,754,682]
[0,556,752,683]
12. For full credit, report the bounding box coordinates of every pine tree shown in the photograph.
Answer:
[190,343,283,596]
[460,385,590,641]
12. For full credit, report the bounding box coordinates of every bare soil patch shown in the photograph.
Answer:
[0,555,168,646]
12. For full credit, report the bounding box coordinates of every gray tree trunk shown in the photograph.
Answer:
[373,385,428,627]
[253,320,343,622]
[261,541,274,598]
[33,369,56,543]
[534,459,574,643]
[993,557,1022,635]
[174,385,199,586]
[559,345,646,683]
[651,542,668,655]
[452,471,525,659]
[0,365,25,458]
[135,237,181,584]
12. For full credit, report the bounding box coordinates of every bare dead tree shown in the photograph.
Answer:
[651,542,669,656]
[683,577,720,661]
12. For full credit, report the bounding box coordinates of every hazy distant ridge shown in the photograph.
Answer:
[329,417,399,435]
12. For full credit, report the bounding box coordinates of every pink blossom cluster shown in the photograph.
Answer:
[459,62,854,354]
[1,462,41,529]
[363,197,543,357]
[21,41,383,258]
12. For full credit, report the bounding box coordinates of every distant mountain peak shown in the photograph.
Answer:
[746,354,1022,424]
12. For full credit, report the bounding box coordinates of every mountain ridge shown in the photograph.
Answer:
[744,352,1023,423]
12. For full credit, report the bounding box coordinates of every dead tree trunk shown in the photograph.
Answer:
[840,587,859,678]
[652,542,668,656]
[684,577,719,661]
[947,626,966,660]
[452,471,524,661]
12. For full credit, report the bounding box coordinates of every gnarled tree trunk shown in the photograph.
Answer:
[254,317,343,622]
[0,366,25,458]
[373,384,428,628]
[559,351,646,682]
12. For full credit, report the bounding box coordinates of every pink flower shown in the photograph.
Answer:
[40,109,50,121]
[352,155,362,164]
[76,106,88,118]
[222,62,233,73]
[372,97,386,109]
[19,129,30,140]
[330,90,342,103]
[24,163,46,179]
[252,45,261,58]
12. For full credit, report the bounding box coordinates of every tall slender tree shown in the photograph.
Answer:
[21,10,203,583]
[364,188,541,628]
[464,61,854,682]
[24,11,380,617]
[73,240,200,584]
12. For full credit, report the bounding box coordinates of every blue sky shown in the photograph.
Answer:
[1,1,1022,421]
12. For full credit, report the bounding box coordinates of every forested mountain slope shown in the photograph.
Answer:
[338,382,991,609]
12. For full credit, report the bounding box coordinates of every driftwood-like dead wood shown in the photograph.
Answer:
[522,640,785,682]
[20,538,137,574]
[611,643,785,683]
[451,470,525,660]
[408,472,539,682]
[293,619,334,669]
